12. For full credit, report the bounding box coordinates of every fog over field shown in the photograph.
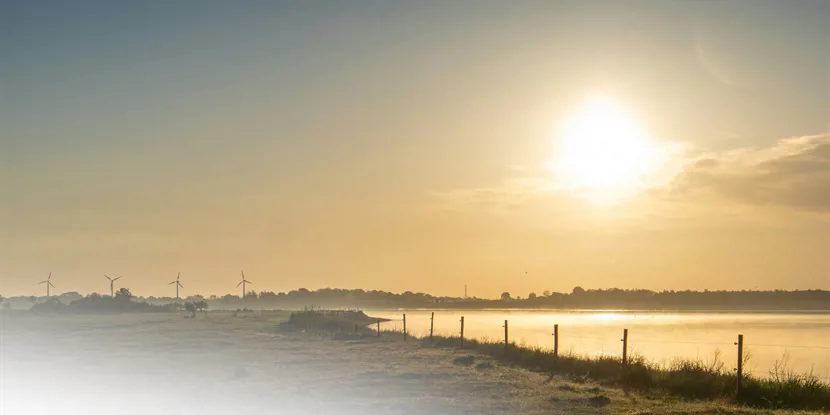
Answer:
[4,311,822,415]
[0,312,613,415]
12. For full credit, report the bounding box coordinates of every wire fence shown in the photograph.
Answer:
[374,311,830,383]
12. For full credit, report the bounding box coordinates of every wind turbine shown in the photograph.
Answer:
[237,270,252,298]
[39,272,55,297]
[169,272,183,299]
[104,275,122,297]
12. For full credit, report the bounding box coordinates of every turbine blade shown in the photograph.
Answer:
[236,281,243,287]
[178,283,184,288]
[246,280,252,285]
[114,277,122,281]
[104,275,111,281]
[39,281,46,284]
[49,282,55,288]
[169,281,176,285]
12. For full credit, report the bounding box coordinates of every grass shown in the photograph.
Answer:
[286,310,830,411]
[427,334,830,411]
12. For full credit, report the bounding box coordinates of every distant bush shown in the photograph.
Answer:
[183,300,208,317]
[277,310,386,334]
[58,292,83,304]
[30,290,175,314]
[185,302,197,317]
[115,287,133,299]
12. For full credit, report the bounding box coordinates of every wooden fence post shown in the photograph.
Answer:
[403,313,407,342]
[354,324,358,336]
[377,319,381,337]
[553,324,559,358]
[504,320,509,354]
[460,316,465,349]
[429,312,435,342]
[736,334,744,395]
[621,329,629,366]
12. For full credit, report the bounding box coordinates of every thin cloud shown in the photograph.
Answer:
[669,133,830,212]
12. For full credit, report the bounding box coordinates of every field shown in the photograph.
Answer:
[0,311,823,415]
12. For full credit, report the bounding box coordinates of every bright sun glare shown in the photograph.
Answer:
[547,95,672,203]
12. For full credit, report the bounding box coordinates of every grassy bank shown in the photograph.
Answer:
[277,310,389,335]
[426,334,830,411]
[288,310,830,411]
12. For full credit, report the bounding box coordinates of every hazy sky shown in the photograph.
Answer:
[2,0,829,297]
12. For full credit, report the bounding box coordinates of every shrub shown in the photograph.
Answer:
[30,292,175,314]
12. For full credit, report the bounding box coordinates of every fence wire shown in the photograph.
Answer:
[377,312,830,383]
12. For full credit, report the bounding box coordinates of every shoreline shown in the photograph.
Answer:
[333,310,829,411]
[363,308,830,315]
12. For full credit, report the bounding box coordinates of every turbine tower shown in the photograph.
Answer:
[104,275,122,297]
[39,272,55,297]
[237,270,252,298]
[169,272,184,299]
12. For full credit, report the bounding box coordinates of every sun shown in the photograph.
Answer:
[546,95,670,203]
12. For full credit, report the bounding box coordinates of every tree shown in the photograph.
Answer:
[543,290,552,297]
[59,292,83,303]
[259,291,277,300]
[528,292,537,300]
[115,287,133,299]
[572,286,585,295]
[500,292,512,301]
[184,302,197,318]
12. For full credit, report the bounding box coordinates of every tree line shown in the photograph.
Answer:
[4,287,829,311]
[160,287,830,311]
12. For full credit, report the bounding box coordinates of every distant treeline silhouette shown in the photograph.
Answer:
[5,287,829,311]
[163,287,830,311]
[28,288,180,314]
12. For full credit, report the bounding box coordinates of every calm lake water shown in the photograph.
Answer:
[368,309,830,381]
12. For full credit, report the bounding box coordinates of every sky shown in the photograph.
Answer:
[2,0,829,297]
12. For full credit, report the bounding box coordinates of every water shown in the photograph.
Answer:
[368,309,830,381]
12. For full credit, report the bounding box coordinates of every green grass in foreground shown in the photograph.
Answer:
[283,310,830,411]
